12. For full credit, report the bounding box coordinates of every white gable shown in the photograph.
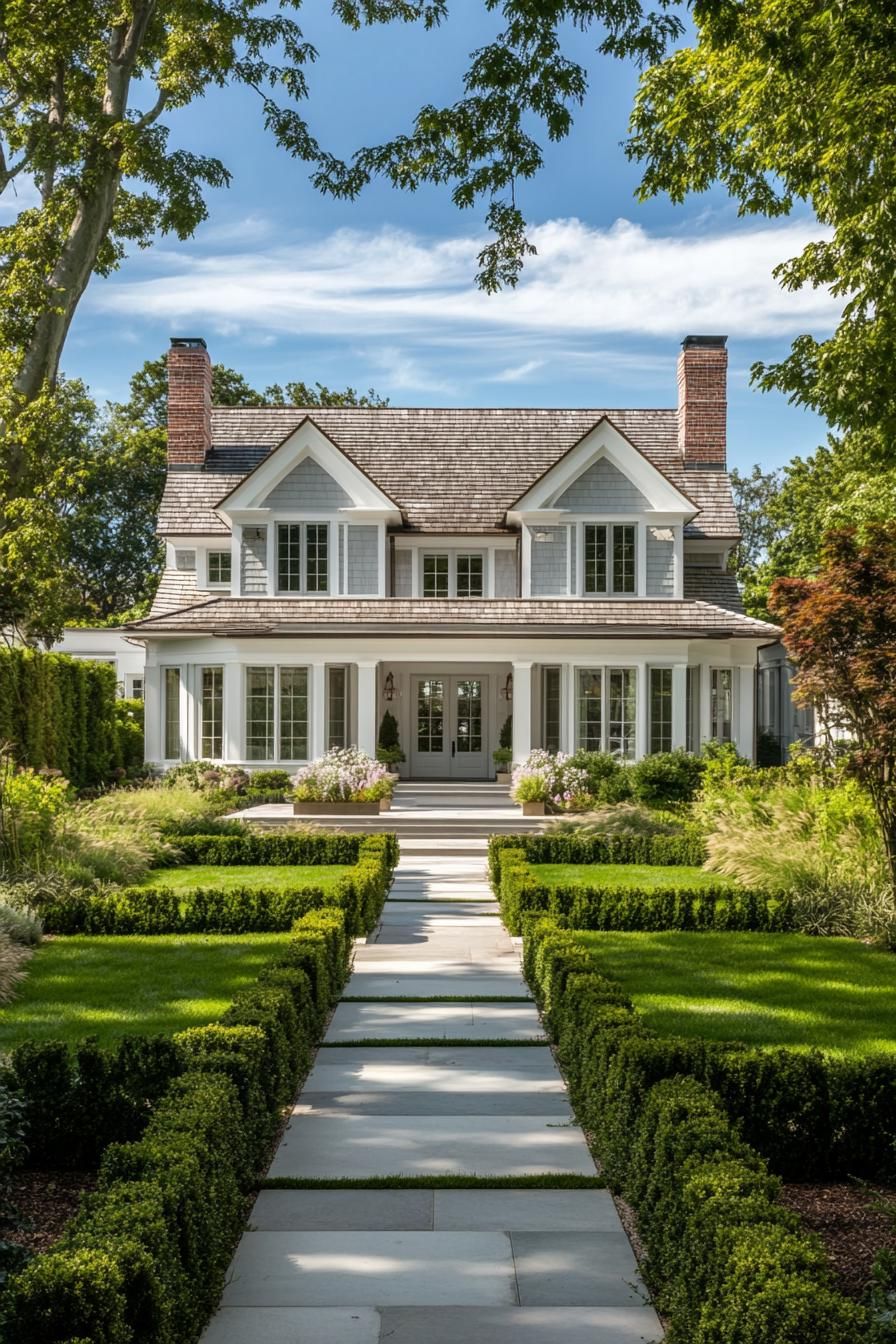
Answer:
[508,416,696,521]
[553,457,649,512]
[215,416,400,523]
[261,457,351,510]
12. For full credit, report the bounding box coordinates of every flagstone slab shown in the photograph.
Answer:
[377,904,504,922]
[293,1091,572,1116]
[250,1190,434,1232]
[511,1232,647,1307]
[219,1231,518,1307]
[200,1307,381,1344]
[375,1307,663,1343]
[268,1115,595,1179]
[343,973,529,999]
[433,1190,622,1233]
[324,1002,544,1042]
[310,1045,561,1074]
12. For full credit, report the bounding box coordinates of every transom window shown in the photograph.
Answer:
[277,523,329,594]
[576,666,637,760]
[246,666,310,761]
[584,524,637,596]
[207,551,232,586]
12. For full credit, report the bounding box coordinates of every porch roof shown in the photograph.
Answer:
[127,596,779,641]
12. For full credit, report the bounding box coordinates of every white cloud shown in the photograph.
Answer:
[91,216,840,349]
[489,358,544,383]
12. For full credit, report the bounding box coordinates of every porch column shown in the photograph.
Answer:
[356,662,378,756]
[635,663,649,760]
[310,663,326,760]
[222,663,241,762]
[735,664,755,760]
[511,661,533,764]
[143,663,161,764]
[672,663,688,750]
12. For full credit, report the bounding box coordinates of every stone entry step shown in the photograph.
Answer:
[323,1001,545,1043]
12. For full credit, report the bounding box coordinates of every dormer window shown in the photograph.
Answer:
[277,523,329,594]
[422,552,485,598]
[584,524,636,596]
[207,551,232,586]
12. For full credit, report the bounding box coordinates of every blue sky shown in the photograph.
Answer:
[52,6,837,472]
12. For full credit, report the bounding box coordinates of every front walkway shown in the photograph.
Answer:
[201,829,663,1343]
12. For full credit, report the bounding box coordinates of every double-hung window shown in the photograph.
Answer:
[583,524,637,596]
[649,667,673,754]
[575,667,637,760]
[456,554,484,598]
[277,523,329,594]
[245,666,310,761]
[423,554,449,597]
[207,551,232,586]
[200,667,224,758]
[422,552,484,597]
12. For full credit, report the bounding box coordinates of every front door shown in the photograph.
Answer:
[411,676,489,779]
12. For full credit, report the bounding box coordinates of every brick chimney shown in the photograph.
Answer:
[677,334,727,468]
[168,337,212,466]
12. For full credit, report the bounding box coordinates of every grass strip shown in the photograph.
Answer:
[319,1037,547,1047]
[258,1174,606,1190]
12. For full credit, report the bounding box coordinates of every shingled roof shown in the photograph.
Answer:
[129,595,777,641]
[157,406,740,540]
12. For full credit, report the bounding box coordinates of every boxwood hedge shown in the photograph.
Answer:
[5,908,351,1342]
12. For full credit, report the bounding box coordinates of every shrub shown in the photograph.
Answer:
[114,700,144,774]
[246,770,291,791]
[376,712,405,766]
[487,831,706,887]
[0,902,42,946]
[630,749,704,806]
[0,752,72,870]
[568,750,633,803]
[293,747,394,803]
[0,933,30,1003]
[510,750,589,807]
[547,802,687,838]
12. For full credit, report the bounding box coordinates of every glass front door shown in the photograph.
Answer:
[411,675,489,778]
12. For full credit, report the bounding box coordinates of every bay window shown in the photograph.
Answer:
[278,523,329,594]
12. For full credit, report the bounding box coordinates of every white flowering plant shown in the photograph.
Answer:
[292,747,394,803]
[510,749,591,810]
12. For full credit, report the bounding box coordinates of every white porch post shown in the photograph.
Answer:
[512,662,533,764]
[672,663,688,750]
[310,663,326,760]
[143,663,161,764]
[356,662,378,755]
[735,664,755,760]
[222,663,241,762]
[635,662,649,759]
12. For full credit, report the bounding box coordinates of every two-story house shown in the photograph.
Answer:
[129,335,780,775]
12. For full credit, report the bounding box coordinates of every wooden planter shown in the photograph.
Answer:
[520,800,546,817]
[379,797,392,812]
[293,799,381,816]
[495,771,511,786]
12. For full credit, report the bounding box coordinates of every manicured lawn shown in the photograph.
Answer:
[533,863,731,890]
[140,864,351,892]
[576,930,896,1058]
[0,934,293,1050]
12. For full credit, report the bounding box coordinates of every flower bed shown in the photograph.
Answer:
[510,750,589,810]
[293,747,394,812]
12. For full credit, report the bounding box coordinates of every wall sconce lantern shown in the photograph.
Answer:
[383,671,395,701]
[501,672,513,702]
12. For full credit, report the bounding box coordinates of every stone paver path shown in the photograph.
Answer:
[202,839,663,1344]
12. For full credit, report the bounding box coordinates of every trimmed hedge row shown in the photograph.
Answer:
[170,831,399,867]
[5,907,352,1171]
[6,909,350,1342]
[524,917,896,1184]
[487,829,705,887]
[493,847,794,936]
[37,836,397,939]
[523,918,869,1343]
[0,647,126,788]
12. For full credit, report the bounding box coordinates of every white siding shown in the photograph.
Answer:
[241,526,268,595]
[393,548,413,597]
[646,529,675,596]
[346,525,379,595]
[529,526,568,596]
[494,549,518,598]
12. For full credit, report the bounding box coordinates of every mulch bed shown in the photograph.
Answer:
[780,1181,896,1298]
[7,1169,97,1256]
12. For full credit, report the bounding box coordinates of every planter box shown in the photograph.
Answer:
[520,801,546,817]
[379,797,392,812]
[293,800,381,816]
[496,771,511,786]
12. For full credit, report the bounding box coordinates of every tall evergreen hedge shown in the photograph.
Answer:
[0,647,125,788]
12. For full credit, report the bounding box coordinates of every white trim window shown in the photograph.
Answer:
[542,666,562,752]
[422,551,485,598]
[207,550,232,586]
[575,666,637,760]
[277,523,329,594]
[711,668,733,742]
[649,667,673,754]
[327,666,348,749]
[163,667,181,760]
[245,666,310,761]
[583,524,637,596]
[200,666,224,758]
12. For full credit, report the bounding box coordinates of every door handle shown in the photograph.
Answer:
[451,740,456,757]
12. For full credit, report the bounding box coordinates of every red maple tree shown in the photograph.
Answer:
[769,526,896,890]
